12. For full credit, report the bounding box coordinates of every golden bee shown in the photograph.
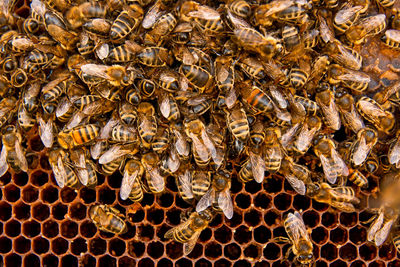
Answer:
[279,157,311,195]
[144,12,177,45]
[111,124,138,143]
[159,92,180,121]
[120,158,144,203]
[80,64,134,87]
[255,0,309,27]
[0,97,17,129]
[239,83,274,114]
[110,5,143,41]
[328,64,370,92]
[215,56,236,109]
[348,169,368,188]
[345,14,386,45]
[388,130,400,168]
[58,124,100,149]
[83,18,111,37]
[238,56,266,80]
[65,1,106,29]
[180,1,224,33]
[325,40,362,70]
[264,127,283,173]
[335,88,365,134]
[137,102,158,146]
[294,115,321,154]
[141,152,165,194]
[225,106,250,143]
[333,4,363,34]
[315,83,341,131]
[382,29,400,50]
[350,127,378,167]
[89,204,127,235]
[0,125,28,177]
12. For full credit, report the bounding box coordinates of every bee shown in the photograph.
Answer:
[240,83,274,114]
[294,115,321,154]
[325,40,362,70]
[41,74,71,102]
[110,5,143,41]
[345,14,386,45]
[314,136,349,184]
[176,169,195,203]
[196,170,233,219]
[1,31,35,53]
[306,182,360,212]
[158,69,179,92]
[141,152,165,194]
[137,102,157,146]
[382,29,400,50]
[374,80,400,105]
[101,156,125,175]
[171,126,190,161]
[179,64,213,93]
[152,128,170,154]
[315,83,341,131]
[215,56,236,109]
[89,204,127,235]
[388,131,400,168]
[233,27,281,59]
[119,102,137,126]
[306,55,330,91]
[69,148,92,186]
[255,0,308,26]
[333,5,363,34]
[91,116,119,160]
[281,211,314,266]
[65,1,106,29]
[367,206,399,246]
[328,64,370,92]
[159,92,180,121]
[180,1,224,33]
[141,0,167,30]
[348,169,368,188]
[227,0,251,18]
[58,124,100,149]
[76,33,95,56]
[0,125,28,177]
[392,9,400,30]
[350,127,378,167]
[120,158,144,202]
[1,56,17,73]
[364,153,379,174]
[48,148,80,189]
[85,159,97,188]
[264,127,283,173]
[192,170,211,199]
[136,78,156,98]
[356,96,395,134]
[83,18,111,37]
[279,157,311,195]
[23,16,41,35]
[111,124,138,143]
[0,97,17,129]
[238,57,266,80]
[137,46,173,67]
[144,13,177,45]
[335,89,365,134]
[164,209,214,255]
[170,22,192,44]
[282,26,300,51]
[294,96,319,115]
[37,111,55,148]
[10,68,28,88]
[17,103,36,132]
[290,66,309,89]
[105,41,142,64]
[226,106,250,143]
[80,64,134,87]
[0,75,11,97]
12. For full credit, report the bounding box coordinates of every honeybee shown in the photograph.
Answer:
[280,211,314,266]
[0,97,17,129]
[325,40,362,70]
[350,127,378,167]
[157,69,179,92]
[137,102,157,146]
[314,136,349,184]
[110,5,144,41]
[306,182,360,212]
[255,0,308,26]
[388,131,400,168]
[345,14,386,45]
[0,125,28,176]
[83,18,111,37]
[226,0,251,18]
[111,124,138,143]
[164,208,214,255]
[170,22,193,44]
[137,46,173,67]
[264,127,283,173]
[315,83,341,131]
[226,106,250,143]
[306,55,330,91]
[37,112,55,148]
[58,124,100,149]
[1,31,34,53]
[0,75,11,97]
[333,4,363,34]
[240,83,273,114]
[144,12,177,45]
[69,148,93,186]
[215,56,236,109]
[141,152,165,193]
[89,204,127,235]
[119,102,137,126]
[90,116,118,160]
[172,126,190,160]
[196,170,233,219]
[80,64,134,87]
[382,29,400,50]
[159,92,180,121]
[120,158,144,202]
[176,168,195,202]
[141,0,167,30]
[294,96,319,115]
[335,88,365,134]
[238,56,266,80]
[40,73,71,102]
[392,9,400,30]
[348,169,368,188]
[356,96,395,134]
[17,103,36,132]
[179,64,213,93]
[294,115,321,154]
[180,1,224,33]
[328,64,370,92]
[191,170,211,199]
[65,1,106,29]
[280,157,311,195]
[374,81,400,105]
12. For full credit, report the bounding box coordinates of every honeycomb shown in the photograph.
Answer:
[2,0,400,267]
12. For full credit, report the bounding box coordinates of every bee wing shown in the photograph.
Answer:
[216,64,230,84]
[81,64,110,79]
[164,218,192,239]
[263,0,293,17]
[249,151,266,183]
[332,148,349,176]
[14,138,28,172]
[367,211,385,243]
[201,130,217,160]
[66,112,85,130]
[160,94,171,119]
[99,145,130,164]
[285,212,306,243]
[96,43,109,60]
[147,167,165,193]
[196,188,214,213]
[90,142,105,160]
[334,5,363,24]
[341,106,365,133]
[139,116,154,137]
[330,201,356,212]
[190,133,209,162]
[389,138,400,165]
[184,230,201,255]
[318,98,341,130]
[330,186,359,203]
[120,169,139,200]
[338,72,370,83]
[351,136,369,167]
[265,145,283,162]
[56,97,73,118]
[374,218,396,246]
[358,99,387,117]
[74,153,88,186]
[174,130,189,157]
[188,5,220,20]
[295,124,314,153]
[225,88,237,109]
[285,173,306,195]
[167,149,180,173]
[178,169,194,199]
[270,87,288,109]
[100,117,119,139]
[218,188,233,219]
[38,116,54,148]
[319,154,337,184]
[142,2,163,29]
[0,143,8,177]
[281,123,300,148]
[54,156,67,188]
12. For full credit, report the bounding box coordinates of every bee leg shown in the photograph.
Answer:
[271,236,291,243]
[360,213,378,225]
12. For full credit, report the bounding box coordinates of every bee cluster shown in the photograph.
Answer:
[2,0,400,265]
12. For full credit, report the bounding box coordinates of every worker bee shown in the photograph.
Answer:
[1,31,35,53]
[290,66,309,89]
[48,147,78,188]
[41,73,71,102]
[89,204,127,235]
[356,96,395,134]
[376,0,395,8]
[69,148,93,186]
[136,102,157,146]
[179,64,213,93]
[226,0,251,18]
[314,136,349,184]
[119,102,137,126]
[83,18,111,37]
[120,158,144,202]
[90,116,119,160]
[111,124,138,143]
[306,55,330,91]
[157,69,179,92]
[164,208,214,255]
[215,56,236,109]
[345,14,386,45]
[58,124,100,149]
[159,92,180,121]
[144,12,177,45]
[1,56,17,73]
[315,83,341,131]
[141,0,167,30]
[180,1,224,33]
[141,152,165,193]
[333,4,363,34]
[238,57,266,80]
[335,88,365,134]
[264,127,283,173]
[279,157,311,195]
[374,81,400,105]
[196,170,233,219]
[80,64,134,87]
[152,127,170,154]
[294,115,321,154]
[328,64,370,92]
[65,1,106,29]
[0,97,17,129]
[37,111,55,148]
[367,204,400,246]
[281,26,300,51]
[170,22,192,44]
[240,83,274,114]
[325,40,362,70]
[0,75,11,97]
[348,169,368,188]
[306,182,360,212]
[0,125,28,177]
[176,168,195,202]
[255,0,309,27]
[226,106,250,143]
[294,96,319,115]
[110,5,143,41]
[171,126,190,161]
[105,41,141,64]
[382,29,400,50]
[17,103,36,132]
[350,127,378,167]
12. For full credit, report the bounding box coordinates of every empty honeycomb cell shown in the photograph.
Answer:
[22,185,38,203]
[31,170,48,187]
[244,243,261,261]
[0,237,12,253]
[13,172,28,187]
[204,242,222,259]
[0,172,11,186]
[109,238,126,256]
[61,255,78,267]
[69,202,87,221]
[245,180,262,194]
[43,219,59,238]
[89,237,106,255]
[254,192,271,209]
[166,208,181,225]
[80,187,96,204]
[5,219,21,237]
[292,194,311,211]
[52,237,69,255]
[98,187,116,204]
[175,196,192,209]
[226,211,243,227]
[33,237,49,254]
[138,224,155,241]
[244,209,261,227]
[128,240,146,257]
[52,203,68,220]
[108,172,123,189]
[273,193,292,211]
[80,220,97,238]
[360,243,377,261]
[351,260,367,267]
[234,225,252,244]
[5,254,21,267]
[81,254,96,266]
[22,220,40,238]
[32,203,50,221]
[128,209,145,223]
[272,226,287,239]
[147,241,164,259]
[4,184,20,202]
[166,241,183,259]
[24,254,40,266]
[40,155,51,170]
[311,226,329,245]
[61,220,78,238]
[29,135,44,152]
[349,225,367,244]
[331,259,347,267]
[321,212,338,228]
[339,243,358,261]
[312,200,329,211]
[264,176,282,193]
[339,212,358,227]
[158,258,173,267]
[138,258,154,267]
[98,255,116,267]
[254,225,271,243]
[209,213,223,228]
[166,176,178,192]
[71,237,87,255]
[176,258,193,267]
[14,236,31,254]
[146,208,164,225]
[321,243,338,261]
[199,228,212,242]
[120,224,136,240]
[188,244,203,259]
[142,193,155,207]
[231,177,243,194]
[263,243,281,260]
[389,260,400,266]
[41,185,59,204]
[214,225,232,243]
[195,259,212,267]
[264,210,280,226]
[118,256,135,267]
[61,187,77,203]
[303,210,320,228]
[157,192,174,208]
[379,243,396,260]
[330,227,348,245]
[224,243,241,260]
[43,254,58,267]
[369,261,385,267]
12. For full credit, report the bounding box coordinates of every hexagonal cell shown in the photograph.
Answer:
[166,241,183,259]
[264,210,280,226]
[339,212,358,227]
[349,225,367,244]
[128,208,145,223]
[61,220,78,239]
[13,172,28,186]
[368,261,385,267]
[264,176,283,193]
[158,258,173,267]
[225,243,242,260]
[138,224,155,241]
[5,219,20,237]
[40,155,51,170]
[254,192,272,209]
[32,203,50,221]
[71,237,87,256]
[146,208,164,225]
[23,254,40,267]
[108,238,126,257]
[22,220,40,238]
[33,236,50,254]
[292,194,311,211]
[330,227,348,245]
[31,170,48,187]
[321,212,338,228]
[166,208,181,226]
[204,241,222,259]
[138,258,154,267]
[42,219,59,238]
[195,259,212,267]
[80,187,97,204]
[311,226,329,245]
[244,209,262,227]
[245,180,262,194]
[389,260,400,267]
[120,223,136,240]
[234,225,252,244]
[312,200,329,212]
[4,184,20,202]
[14,236,30,254]
[128,240,145,258]
[22,185,39,203]
[315,260,328,267]
[108,171,123,189]
[42,254,58,267]
[89,237,106,255]
[273,226,287,239]
[0,237,11,253]
[98,255,116,267]
[175,196,191,209]
[199,228,212,242]
[303,210,320,228]
[118,256,135,267]
[244,243,261,261]
[235,193,251,209]
[14,201,30,220]
[41,185,59,204]
[225,211,242,228]
[0,202,12,221]
[177,258,193,267]
[255,261,270,267]
[80,220,97,238]
[61,255,78,267]
[254,225,271,244]
[230,177,243,194]
[188,244,203,260]
[339,243,358,261]
[146,241,163,260]
[263,243,281,260]
[214,225,232,244]
[157,193,174,208]
[360,243,377,261]
[52,203,68,220]
[273,193,292,211]
[51,237,69,255]
[98,187,116,204]
[5,254,21,267]
[29,135,44,152]
[320,243,338,261]
[60,187,77,203]
[379,243,396,260]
